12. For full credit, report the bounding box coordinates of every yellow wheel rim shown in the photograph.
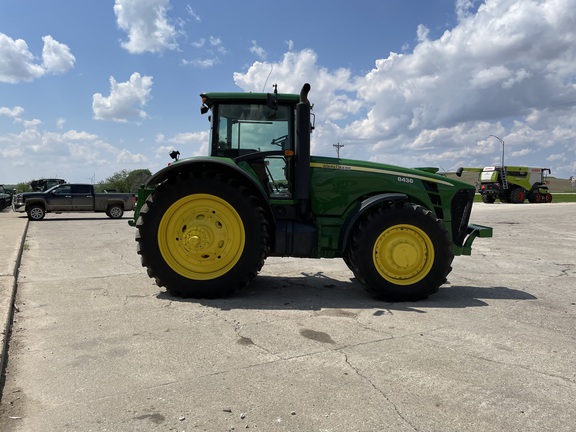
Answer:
[373,224,434,285]
[158,194,245,280]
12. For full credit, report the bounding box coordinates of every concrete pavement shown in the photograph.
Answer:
[0,204,575,431]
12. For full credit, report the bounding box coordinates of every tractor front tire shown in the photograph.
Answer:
[136,171,270,298]
[348,203,453,301]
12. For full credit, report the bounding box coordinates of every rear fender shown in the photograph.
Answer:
[338,193,409,253]
[143,157,273,222]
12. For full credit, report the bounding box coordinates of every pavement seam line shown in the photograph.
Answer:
[0,218,29,393]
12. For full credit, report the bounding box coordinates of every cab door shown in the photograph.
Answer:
[49,185,73,210]
[71,184,94,211]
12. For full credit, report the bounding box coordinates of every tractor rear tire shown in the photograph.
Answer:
[348,203,453,301]
[135,171,270,298]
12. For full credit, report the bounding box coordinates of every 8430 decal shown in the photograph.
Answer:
[397,176,414,184]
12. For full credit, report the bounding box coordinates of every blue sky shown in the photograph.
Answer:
[1,0,575,185]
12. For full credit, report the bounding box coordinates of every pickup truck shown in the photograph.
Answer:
[0,185,12,211]
[12,183,135,221]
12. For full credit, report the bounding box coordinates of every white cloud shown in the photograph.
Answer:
[456,0,478,22]
[186,36,226,67]
[191,38,205,48]
[416,24,430,42]
[92,72,153,122]
[114,0,178,53]
[210,36,227,55]
[0,33,75,83]
[117,148,148,163]
[166,131,209,156]
[22,119,42,129]
[186,5,201,22]
[0,106,25,118]
[41,35,76,74]
[250,40,267,60]
[0,122,150,183]
[0,33,45,83]
[181,57,220,68]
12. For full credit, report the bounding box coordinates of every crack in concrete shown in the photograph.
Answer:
[340,350,420,431]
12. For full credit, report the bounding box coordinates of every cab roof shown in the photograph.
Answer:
[200,91,300,105]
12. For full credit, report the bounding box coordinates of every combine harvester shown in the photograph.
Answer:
[457,165,552,203]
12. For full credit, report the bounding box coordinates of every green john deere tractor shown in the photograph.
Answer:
[130,83,492,301]
[457,166,552,203]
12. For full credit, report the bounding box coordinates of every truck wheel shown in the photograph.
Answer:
[27,205,45,221]
[481,194,495,203]
[136,171,270,298]
[107,205,124,219]
[348,203,453,301]
[510,188,525,204]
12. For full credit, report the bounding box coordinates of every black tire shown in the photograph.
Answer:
[107,205,124,219]
[510,188,525,204]
[27,205,45,221]
[481,194,495,204]
[136,171,270,298]
[342,254,358,274]
[348,203,453,301]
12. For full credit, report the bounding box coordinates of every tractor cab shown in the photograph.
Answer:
[200,89,309,200]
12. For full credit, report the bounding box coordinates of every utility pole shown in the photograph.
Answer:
[333,142,344,159]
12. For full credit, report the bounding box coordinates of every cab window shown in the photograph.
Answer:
[54,185,71,194]
[213,104,293,198]
[214,104,291,156]
[72,185,91,194]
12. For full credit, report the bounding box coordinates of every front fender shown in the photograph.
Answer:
[338,193,409,252]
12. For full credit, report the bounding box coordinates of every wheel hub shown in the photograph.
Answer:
[373,224,434,285]
[158,194,245,280]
